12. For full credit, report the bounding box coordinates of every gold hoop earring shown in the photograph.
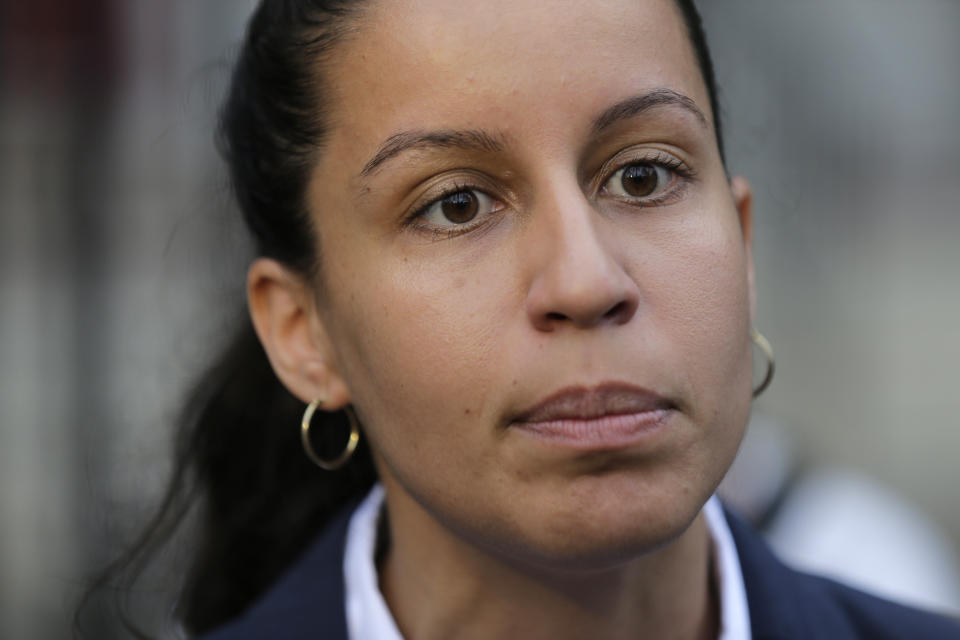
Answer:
[751,328,775,398]
[301,399,360,470]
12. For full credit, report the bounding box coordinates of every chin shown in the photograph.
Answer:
[482,468,714,573]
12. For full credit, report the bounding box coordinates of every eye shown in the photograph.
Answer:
[603,161,676,201]
[418,188,500,228]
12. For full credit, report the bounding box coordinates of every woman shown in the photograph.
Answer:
[101,0,960,638]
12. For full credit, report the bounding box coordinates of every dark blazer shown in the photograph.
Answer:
[202,502,960,639]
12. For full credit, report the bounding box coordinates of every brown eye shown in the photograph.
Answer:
[440,191,479,223]
[620,164,658,197]
[418,187,499,231]
[603,161,675,201]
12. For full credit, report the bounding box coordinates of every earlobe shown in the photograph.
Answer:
[246,258,351,408]
[729,175,756,322]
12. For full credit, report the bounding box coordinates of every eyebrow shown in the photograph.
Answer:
[359,129,505,177]
[591,88,708,135]
[357,89,707,178]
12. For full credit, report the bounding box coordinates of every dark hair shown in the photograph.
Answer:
[78,1,724,636]
[674,0,725,163]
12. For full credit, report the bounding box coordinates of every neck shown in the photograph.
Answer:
[378,482,718,640]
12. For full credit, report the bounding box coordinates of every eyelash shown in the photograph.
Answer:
[406,151,696,238]
[407,181,498,239]
[598,150,696,207]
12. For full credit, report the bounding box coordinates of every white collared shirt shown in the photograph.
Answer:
[344,485,751,640]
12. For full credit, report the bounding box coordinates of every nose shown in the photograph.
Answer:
[524,190,640,332]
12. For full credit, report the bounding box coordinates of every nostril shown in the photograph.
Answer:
[604,301,629,320]
[546,311,567,322]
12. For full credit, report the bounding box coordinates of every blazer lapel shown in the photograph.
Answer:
[724,506,860,639]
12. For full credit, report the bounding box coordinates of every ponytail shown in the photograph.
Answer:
[177,319,376,633]
[76,317,376,638]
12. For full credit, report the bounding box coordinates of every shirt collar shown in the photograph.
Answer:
[344,485,751,640]
[704,493,753,640]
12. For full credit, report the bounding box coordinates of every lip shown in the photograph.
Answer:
[509,383,676,449]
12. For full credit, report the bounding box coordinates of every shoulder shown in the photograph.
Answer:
[724,505,960,640]
[194,498,960,640]
[197,500,356,640]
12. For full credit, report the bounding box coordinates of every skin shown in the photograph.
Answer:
[249,0,756,638]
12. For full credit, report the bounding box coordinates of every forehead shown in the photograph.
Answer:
[324,0,708,159]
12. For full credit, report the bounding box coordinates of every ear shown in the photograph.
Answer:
[246,258,352,409]
[730,175,756,323]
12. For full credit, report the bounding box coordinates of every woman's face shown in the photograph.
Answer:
[307,0,753,566]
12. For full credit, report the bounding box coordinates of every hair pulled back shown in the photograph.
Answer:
[81,1,723,637]
[180,1,378,633]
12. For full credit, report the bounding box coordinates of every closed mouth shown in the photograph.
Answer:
[511,382,676,424]
[508,382,676,447]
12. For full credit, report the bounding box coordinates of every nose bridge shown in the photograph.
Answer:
[524,177,640,331]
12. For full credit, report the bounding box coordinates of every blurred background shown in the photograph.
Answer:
[0,0,957,637]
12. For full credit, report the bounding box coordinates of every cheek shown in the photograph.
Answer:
[654,212,753,470]
[651,211,753,390]
[322,249,515,458]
